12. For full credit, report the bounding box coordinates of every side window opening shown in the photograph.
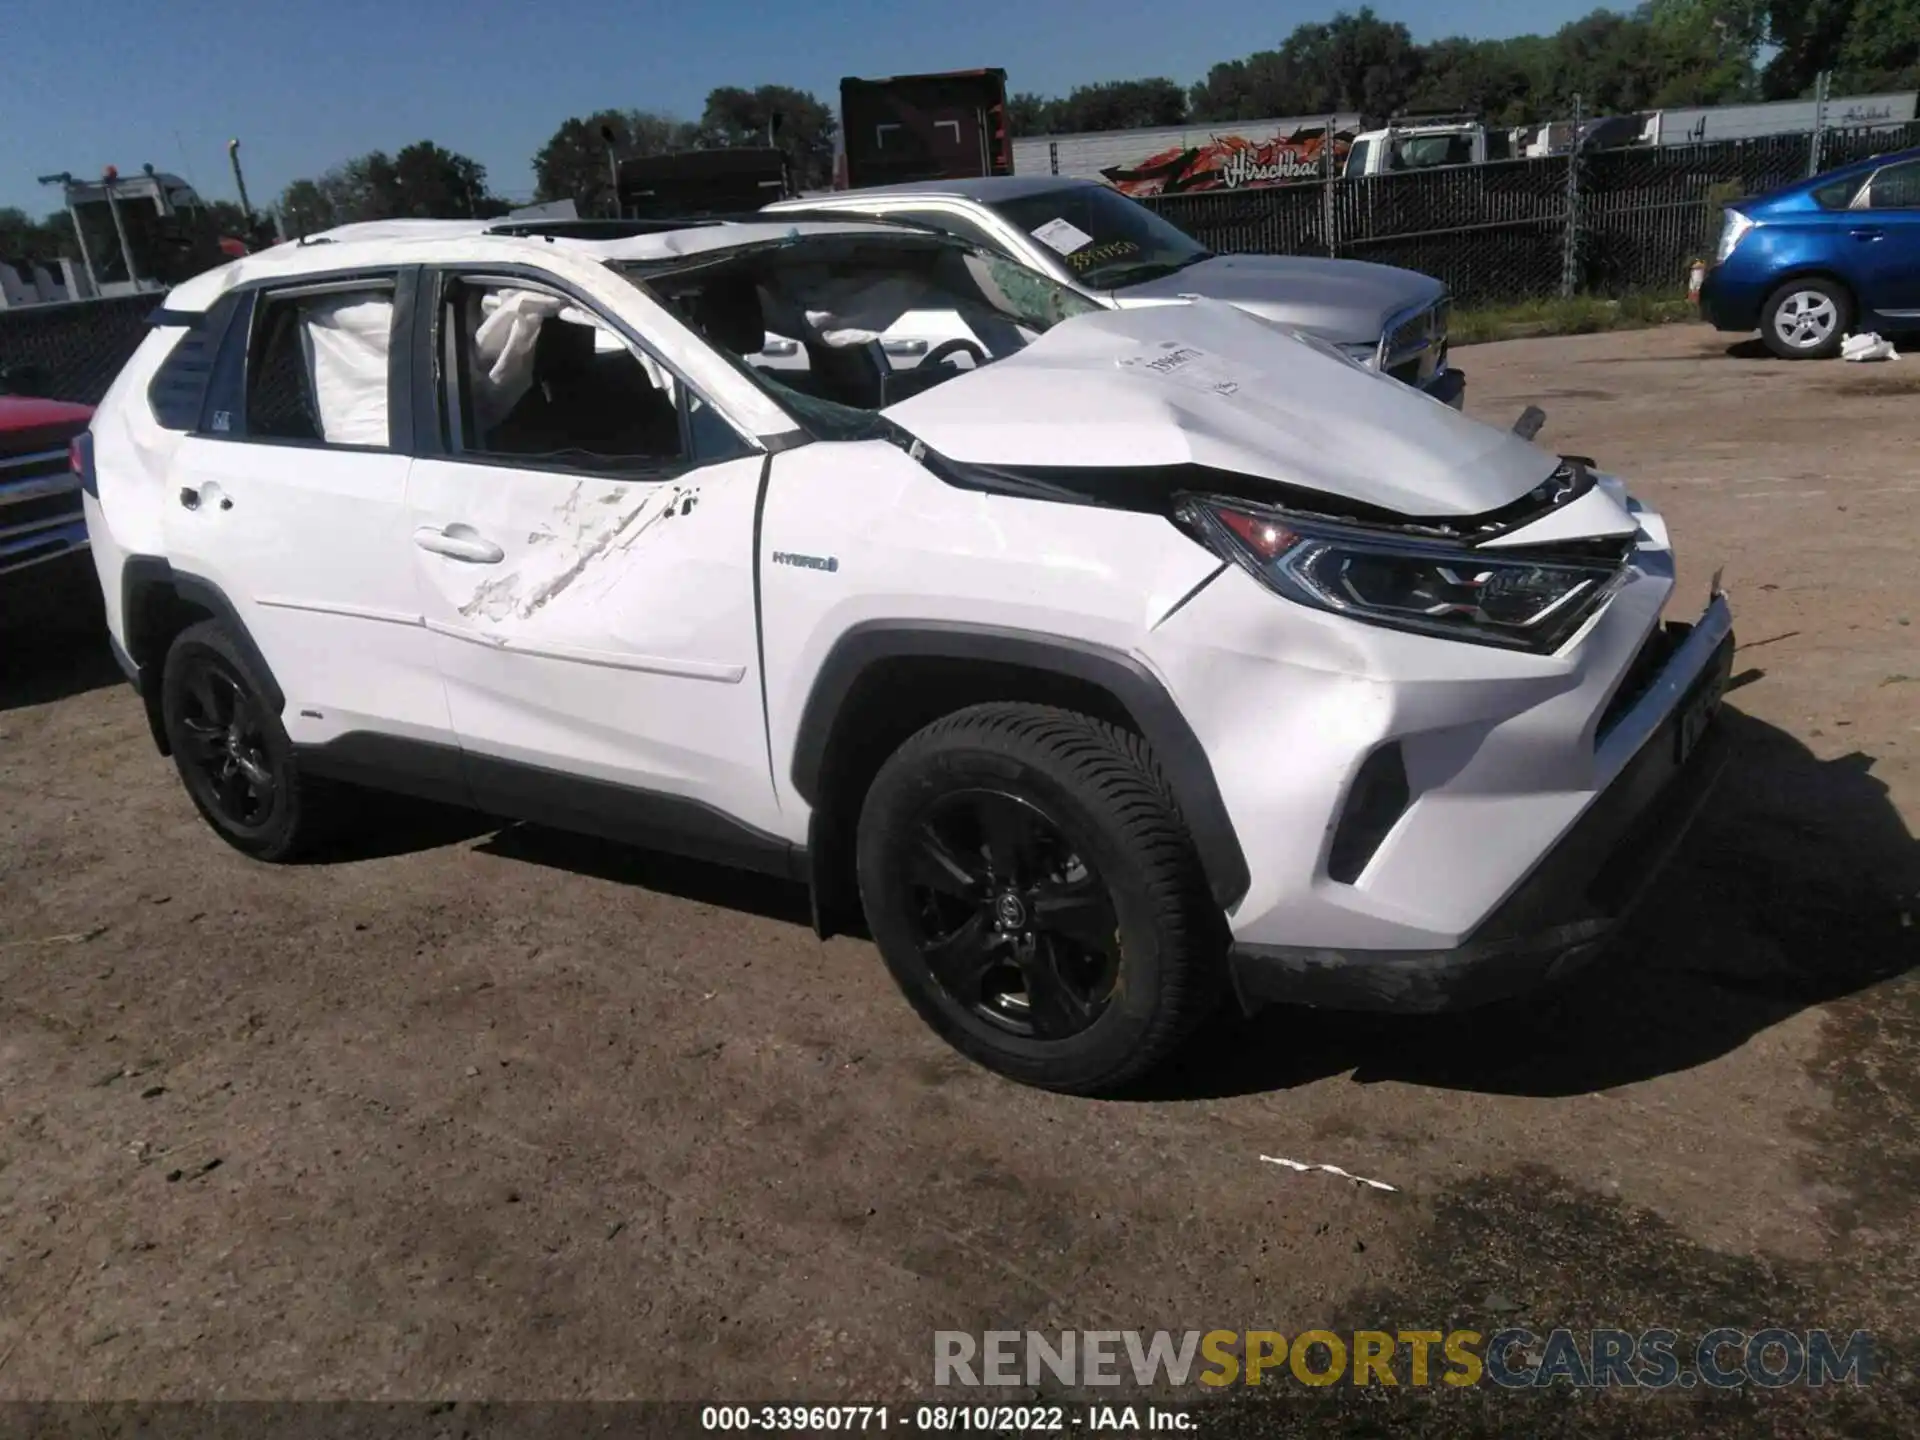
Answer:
[245,283,396,448]
[438,277,705,475]
[1863,161,1920,211]
[147,292,241,432]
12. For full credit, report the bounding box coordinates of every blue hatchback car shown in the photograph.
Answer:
[1697,145,1920,359]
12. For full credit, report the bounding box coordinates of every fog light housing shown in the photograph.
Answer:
[1327,742,1411,884]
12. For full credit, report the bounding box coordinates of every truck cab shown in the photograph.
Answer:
[1343,118,1495,178]
[44,167,227,297]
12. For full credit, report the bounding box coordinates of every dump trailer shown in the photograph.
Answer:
[615,148,791,219]
[838,69,1013,189]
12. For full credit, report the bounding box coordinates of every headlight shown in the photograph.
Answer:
[1715,209,1754,263]
[1336,341,1380,369]
[1179,497,1626,654]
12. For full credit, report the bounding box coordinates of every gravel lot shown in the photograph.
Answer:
[3,323,1916,1435]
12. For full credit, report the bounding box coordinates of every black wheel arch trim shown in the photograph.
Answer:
[120,556,286,734]
[790,620,1251,912]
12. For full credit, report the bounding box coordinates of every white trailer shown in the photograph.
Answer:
[1650,91,1916,145]
[1013,114,1362,193]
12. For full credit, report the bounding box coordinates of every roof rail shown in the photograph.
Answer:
[483,217,729,239]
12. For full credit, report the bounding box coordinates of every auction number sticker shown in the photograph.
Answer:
[1030,217,1095,255]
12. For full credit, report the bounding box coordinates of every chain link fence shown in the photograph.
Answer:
[0,294,155,407]
[1145,120,1920,307]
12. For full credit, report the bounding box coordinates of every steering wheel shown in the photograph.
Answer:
[921,337,989,370]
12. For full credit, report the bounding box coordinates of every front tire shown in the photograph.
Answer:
[855,703,1222,1095]
[160,619,329,861]
[1760,278,1851,360]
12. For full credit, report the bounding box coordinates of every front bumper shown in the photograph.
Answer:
[1228,607,1735,1014]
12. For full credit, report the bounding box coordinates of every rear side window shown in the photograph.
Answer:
[146,295,240,431]
[1863,160,1920,210]
[245,281,398,448]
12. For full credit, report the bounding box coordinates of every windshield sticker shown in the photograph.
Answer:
[1030,217,1095,255]
[1119,344,1242,396]
[1064,239,1142,274]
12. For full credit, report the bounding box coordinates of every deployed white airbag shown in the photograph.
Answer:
[299,294,394,446]
[468,289,674,435]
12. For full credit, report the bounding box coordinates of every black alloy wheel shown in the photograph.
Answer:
[173,652,278,831]
[856,702,1223,1094]
[902,787,1122,1041]
[160,618,330,861]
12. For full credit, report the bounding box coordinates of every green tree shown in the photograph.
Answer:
[1008,92,1060,136]
[274,141,501,235]
[0,207,71,262]
[1405,38,1539,124]
[1757,0,1920,95]
[277,178,338,235]
[696,84,837,189]
[534,109,699,216]
[1048,78,1189,132]
[1189,8,1425,120]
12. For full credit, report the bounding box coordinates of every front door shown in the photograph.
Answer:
[162,272,453,749]
[403,270,788,865]
[1849,158,1920,318]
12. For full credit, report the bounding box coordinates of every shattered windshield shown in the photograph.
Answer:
[986,185,1212,292]
[621,232,1103,438]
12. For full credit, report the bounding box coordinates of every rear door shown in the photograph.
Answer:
[161,270,453,749]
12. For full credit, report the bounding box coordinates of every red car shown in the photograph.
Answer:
[2,394,95,586]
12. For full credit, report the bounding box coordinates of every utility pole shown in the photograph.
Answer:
[1560,93,1584,299]
[1809,70,1831,176]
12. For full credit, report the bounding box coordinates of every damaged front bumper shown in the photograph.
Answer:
[1227,596,1736,1014]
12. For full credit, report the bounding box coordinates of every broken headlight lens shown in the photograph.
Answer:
[1182,498,1626,654]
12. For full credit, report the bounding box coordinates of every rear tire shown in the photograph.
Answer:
[1760,278,1851,360]
[855,703,1223,1095]
[160,619,331,861]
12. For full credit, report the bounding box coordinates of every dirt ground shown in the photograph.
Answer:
[2,323,1917,1435]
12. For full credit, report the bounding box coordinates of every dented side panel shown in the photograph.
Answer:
[405,452,783,836]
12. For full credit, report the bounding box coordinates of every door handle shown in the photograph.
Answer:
[1850,228,1885,241]
[178,482,232,511]
[882,338,929,356]
[413,524,503,564]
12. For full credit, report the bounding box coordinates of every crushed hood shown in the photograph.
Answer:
[882,299,1558,518]
[1109,253,1445,343]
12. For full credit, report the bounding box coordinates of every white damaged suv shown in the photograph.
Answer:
[80,216,1735,1094]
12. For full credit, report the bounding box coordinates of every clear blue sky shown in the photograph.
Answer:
[3,0,1603,215]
